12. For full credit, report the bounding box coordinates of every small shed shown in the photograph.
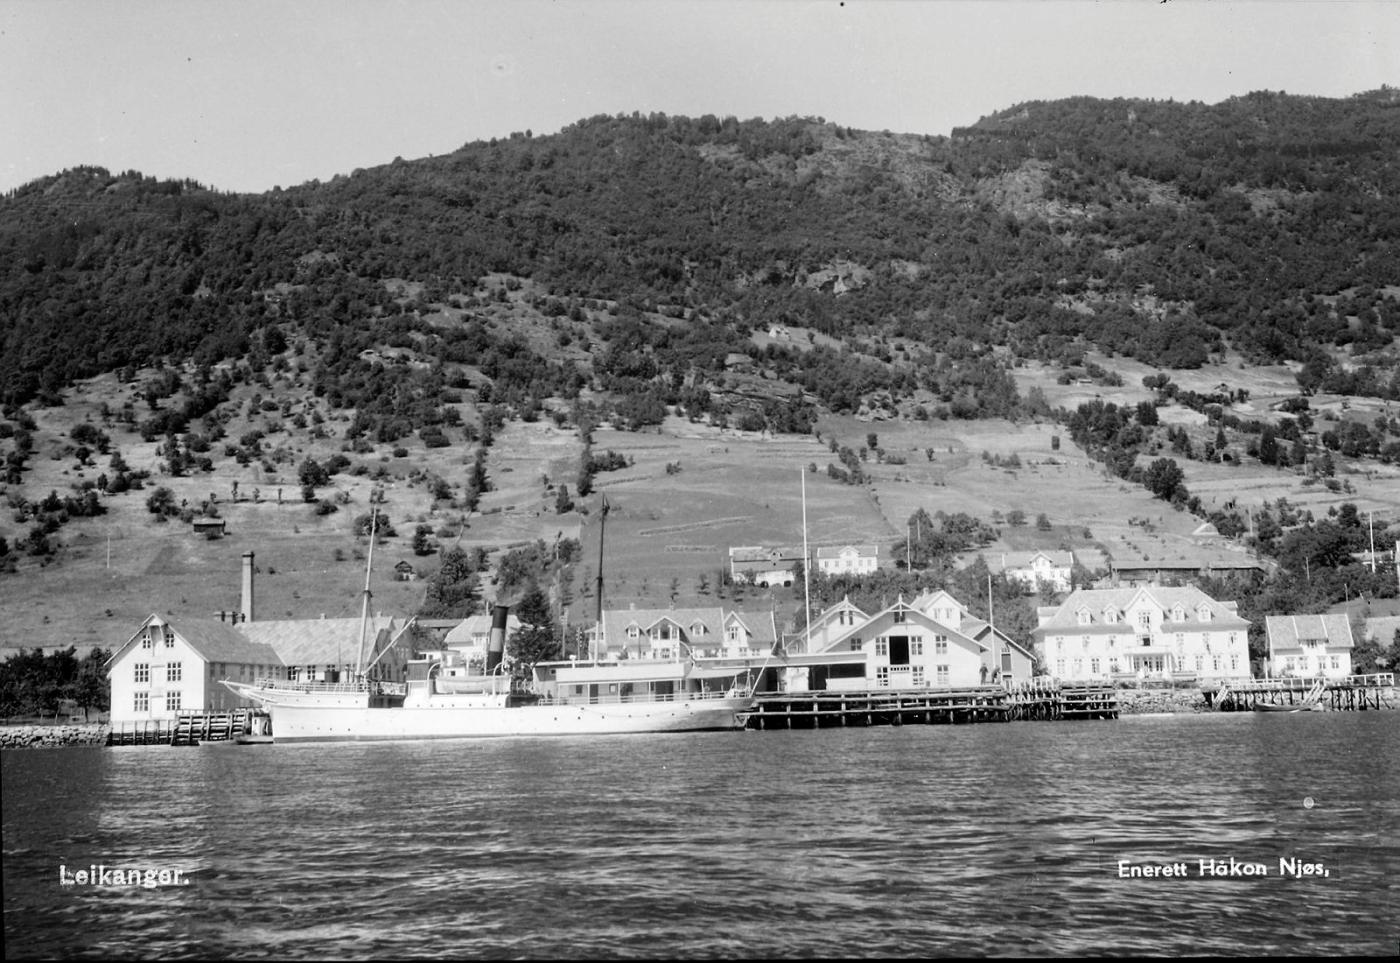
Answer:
[192,518,226,538]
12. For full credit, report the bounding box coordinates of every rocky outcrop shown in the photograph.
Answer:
[0,724,110,749]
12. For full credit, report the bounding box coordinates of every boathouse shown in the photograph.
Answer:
[779,591,1035,692]
[1264,614,1354,679]
[1033,585,1251,683]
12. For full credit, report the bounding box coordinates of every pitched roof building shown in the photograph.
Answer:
[1265,614,1355,679]
[1033,585,1251,682]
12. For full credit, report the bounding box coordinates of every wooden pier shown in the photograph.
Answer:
[1212,673,1395,712]
[107,709,263,746]
[744,680,1117,730]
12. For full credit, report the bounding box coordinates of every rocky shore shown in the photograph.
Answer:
[0,723,110,749]
[1115,688,1211,714]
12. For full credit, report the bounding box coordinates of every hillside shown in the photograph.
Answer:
[3,90,1400,654]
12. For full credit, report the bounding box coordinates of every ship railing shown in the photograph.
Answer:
[252,678,406,696]
[547,688,745,707]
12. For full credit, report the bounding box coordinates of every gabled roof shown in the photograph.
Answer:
[1034,586,1249,636]
[1264,614,1355,651]
[241,615,401,668]
[815,544,879,559]
[986,550,1074,571]
[106,614,283,671]
[813,598,987,656]
[444,612,524,647]
[961,616,1036,661]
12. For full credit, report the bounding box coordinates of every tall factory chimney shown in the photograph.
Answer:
[241,551,255,623]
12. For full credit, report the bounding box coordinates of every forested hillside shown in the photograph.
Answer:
[4,89,1399,421]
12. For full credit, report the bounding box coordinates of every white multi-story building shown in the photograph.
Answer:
[1032,585,1251,682]
[1265,614,1354,679]
[815,544,879,576]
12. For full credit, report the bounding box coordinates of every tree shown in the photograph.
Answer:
[412,524,436,557]
[418,547,480,618]
[1144,458,1186,502]
[298,456,330,491]
[146,486,177,517]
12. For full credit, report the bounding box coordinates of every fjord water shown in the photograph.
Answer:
[4,713,1396,958]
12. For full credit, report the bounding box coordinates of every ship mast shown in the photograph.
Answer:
[594,494,609,660]
[355,508,377,679]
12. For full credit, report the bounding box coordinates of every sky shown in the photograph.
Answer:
[2,0,1397,195]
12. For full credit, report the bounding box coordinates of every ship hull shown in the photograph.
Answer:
[265,698,753,742]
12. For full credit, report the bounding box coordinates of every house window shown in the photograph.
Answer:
[912,666,925,686]
[876,666,890,686]
[1056,659,1065,676]
[910,640,924,657]
[848,636,863,652]
[875,638,888,656]
[1198,606,1212,622]
[936,664,949,685]
[141,632,153,650]
[934,638,948,656]
[1212,656,1221,672]
[1110,658,1120,673]
[690,623,706,636]
[1091,658,1101,674]
[1082,636,1090,650]
[892,610,906,624]
[1077,610,1092,626]
[166,691,181,712]
[1196,655,1204,672]
[626,626,639,639]
[658,648,671,660]
[1104,608,1118,623]
[1171,606,1185,622]
[1330,656,1339,670]
[134,691,148,712]
[167,662,182,683]
[163,628,175,648]
[1231,655,1239,671]
[134,663,150,683]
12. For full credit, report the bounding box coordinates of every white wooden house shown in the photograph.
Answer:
[1265,614,1354,679]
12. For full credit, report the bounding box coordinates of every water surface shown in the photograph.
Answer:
[4,712,1396,957]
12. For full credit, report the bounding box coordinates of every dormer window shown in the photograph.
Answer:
[626,625,640,639]
[1077,609,1093,626]
[1171,606,1185,622]
[1197,606,1212,622]
[690,622,707,637]
[1104,608,1118,624]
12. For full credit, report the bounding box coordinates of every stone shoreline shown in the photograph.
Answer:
[1114,689,1212,714]
[0,723,110,749]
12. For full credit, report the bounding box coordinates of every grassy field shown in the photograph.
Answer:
[3,359,1398,654]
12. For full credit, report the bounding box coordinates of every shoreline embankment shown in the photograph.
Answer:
[0,723,110,749]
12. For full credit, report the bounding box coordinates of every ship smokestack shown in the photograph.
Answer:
[485,604,509,674]
[241,551,255,623]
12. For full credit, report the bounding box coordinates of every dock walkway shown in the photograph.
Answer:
[744,681,1117,730]
[1212,673,1395,712]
